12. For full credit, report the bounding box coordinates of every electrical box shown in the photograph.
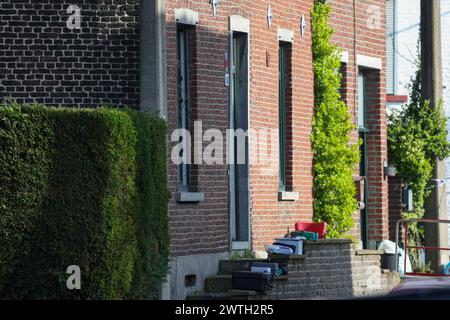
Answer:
[402,187,413,212]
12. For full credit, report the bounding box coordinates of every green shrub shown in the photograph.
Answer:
[311,0,360,238]
[0,103,169,299]
[388,53,450,218]
[128,111,170,299]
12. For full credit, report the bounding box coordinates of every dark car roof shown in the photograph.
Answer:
[388,277,450,299]
[392,277,450,289]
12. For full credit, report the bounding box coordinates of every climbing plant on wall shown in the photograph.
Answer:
[311,0,360,238]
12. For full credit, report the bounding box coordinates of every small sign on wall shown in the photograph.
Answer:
[225,74,230,87]
[224,52,230,87]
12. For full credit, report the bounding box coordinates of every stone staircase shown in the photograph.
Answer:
[187,240,401,300]
[187,259,277,300]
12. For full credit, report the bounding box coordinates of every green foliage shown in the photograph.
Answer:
[388,63,450,217]
[128,111,170,299]
[0,103,170,299]
[311,0,360,238]
[230,249,256,261]
[387,46,450,271]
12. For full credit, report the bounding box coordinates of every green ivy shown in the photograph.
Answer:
[311,0,360,238]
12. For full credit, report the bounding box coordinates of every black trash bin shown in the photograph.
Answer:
[381,253,396,271]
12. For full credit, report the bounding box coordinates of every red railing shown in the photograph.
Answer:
[395,218,450,277]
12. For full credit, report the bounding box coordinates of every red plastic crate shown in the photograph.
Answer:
[294,222,327,240]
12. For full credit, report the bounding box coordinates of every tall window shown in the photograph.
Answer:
[358,72,367,130]
[358,71,368,248]
[177,25,193,191]
[279,42,292,191]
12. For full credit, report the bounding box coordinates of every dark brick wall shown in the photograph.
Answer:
[388,176,403,242]
[0,0,140,108]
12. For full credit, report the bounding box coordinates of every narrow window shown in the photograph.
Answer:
[231,31,250,243]
[358,70,368,248]
[177,25,193,191]
[279,42,292,191]
[358,72,367,130]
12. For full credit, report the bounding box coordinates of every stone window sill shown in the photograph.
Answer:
[278,191,299,202]
[176,192,204,203]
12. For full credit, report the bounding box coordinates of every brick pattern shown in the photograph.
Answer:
[388,176,403,242]
[331,0,389,244]
[166,0,316,256]
[269,241,400,299]
[166,0,231,256]
[0,0,140,108]
[248,0,315,252]
[0,0,389,257]
[365,70,389,242]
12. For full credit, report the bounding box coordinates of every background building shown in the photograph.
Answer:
[385,0,450,247]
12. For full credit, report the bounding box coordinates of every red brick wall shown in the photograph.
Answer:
[166,1,315,256]
[388,176,403,242]
[166,0,388,256]
[166,0,231,257]
[249,1,315,251]
[331,0,389,244]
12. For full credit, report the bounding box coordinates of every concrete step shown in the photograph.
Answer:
[219,259,267,274]
[187,292,232,300]
[187,289,268,301]
[229,290,268,300]
[204,274,232,293]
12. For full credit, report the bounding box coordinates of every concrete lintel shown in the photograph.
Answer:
[229,15,250,33]
[176,192,204,203]
[357,54,382,70]
[175,8,199,26]
[278,28,294,43]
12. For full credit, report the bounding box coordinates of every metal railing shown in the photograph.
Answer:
[395,218,450,277]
